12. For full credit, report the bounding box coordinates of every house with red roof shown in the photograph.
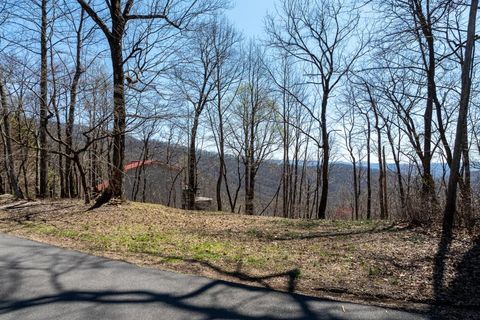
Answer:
[97,160,184,208]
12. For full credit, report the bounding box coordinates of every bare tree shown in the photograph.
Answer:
[267,0,366,218]
[443,0,478,232]
[364,81,387,219]
[0,5,23,199]
[0,72,23,199]
[37,0,49,198]
[175,18,236,210]
[206,18,242,211]
[376,0,471,214]
[433,1,478,304]
[227,43,279,215]
[65,6,88,198]
[77,0,225,202]
[269,54,314,218]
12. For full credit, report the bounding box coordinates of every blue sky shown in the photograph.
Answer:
[225,0,277,38]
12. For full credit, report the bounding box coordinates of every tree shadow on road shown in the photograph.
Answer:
[0,239,342,320]
[0,236,427,320]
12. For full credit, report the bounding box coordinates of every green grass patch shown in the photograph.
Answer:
[25,223,81,239]
[246,228,265,238]
[189,240,229,261]
[367,265,384,277]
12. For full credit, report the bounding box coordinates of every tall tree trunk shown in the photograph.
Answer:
[0,76,23,199]
[292,138,300,218]
[352,157,359,220]
[16,108,30,198]
[434,1,478,304]
[443,0,477,232]
[282,87,290,218]
[313,149,321,218]
[245,107,256,215]
[367,83,386,219]
[141,163,147,203]
[413,1,437,207]
[357,150,362,219]
[90,141,98,191]
[108,37,126,199]
[187,112,200,210]
[38,0,49,198]
[387,123,406,217]
[318,92,329,219]
[77,0,132,204]
[73,154,90,204]
[366,115,372,220]
[374,116,385,219]
[225,158,242,213]
[244,161,255,215]
[216,89,225,211]
[66,9,84,198]
[459,133,472,222]
[48,42,66,198]
[298,137,309,217]
[383,146,389,219]
[216,144,224,211]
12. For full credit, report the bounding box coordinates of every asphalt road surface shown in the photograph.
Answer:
[0,233,434,320]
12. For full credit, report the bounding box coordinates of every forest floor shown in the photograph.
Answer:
[0,196,478,317]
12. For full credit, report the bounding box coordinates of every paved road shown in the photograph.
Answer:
[0,233,432,320]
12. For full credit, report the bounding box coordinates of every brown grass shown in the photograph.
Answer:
[0,197,476,312]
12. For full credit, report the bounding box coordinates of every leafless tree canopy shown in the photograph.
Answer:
[0,0,477,230]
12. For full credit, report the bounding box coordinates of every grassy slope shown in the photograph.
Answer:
[0,198,474,310]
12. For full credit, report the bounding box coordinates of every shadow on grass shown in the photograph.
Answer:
[0,235,427,320]
[141,252,301,293]
[260,223,404,241]
[0,201,82,224]
[430,234,480,319]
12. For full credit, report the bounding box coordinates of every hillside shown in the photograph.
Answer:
[123,135,480,219]
[124,136,382,217]
[0,197,478,318]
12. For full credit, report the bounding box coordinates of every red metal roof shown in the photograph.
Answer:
[124,160,155,172]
